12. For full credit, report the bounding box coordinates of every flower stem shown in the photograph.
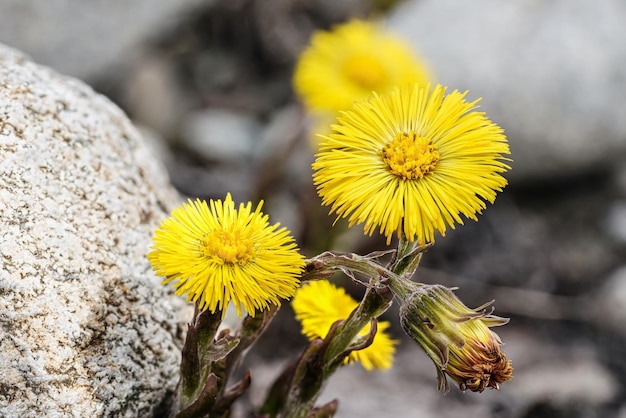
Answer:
[270,238,432,417]
[322,236,432,370]
[323,283,393,374]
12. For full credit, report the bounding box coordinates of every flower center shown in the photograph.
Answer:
[204,229,256,265]
[382,131,440,180]
[342,53,387,90]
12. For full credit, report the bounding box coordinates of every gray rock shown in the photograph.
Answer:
[604,200,626,244]
[181,109,260,162]
[592,266,626,336]
[389,0,626,180]
[501,330,617,408]
[513,352,618,407]
[0,44,188,417]
[0,0,210,80]
[315,330,616,417]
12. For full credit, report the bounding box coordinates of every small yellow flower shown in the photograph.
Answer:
[291,280,397,370]
[293,19,431,115]
[148,194,305,318]
[396,283,513,393]
[312,83,511,244]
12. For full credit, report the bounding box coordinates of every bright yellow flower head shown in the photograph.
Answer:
[148,194,305,318]
[312,83,511,244]
[293,19,431,114]
[291,280,397,371]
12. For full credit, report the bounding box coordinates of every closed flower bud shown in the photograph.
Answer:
[397,283,513,393]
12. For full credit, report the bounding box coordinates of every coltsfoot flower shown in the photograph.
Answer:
[291,280,397,370]
[148,194,305,318]
[312,83,511,244]
[396,283,513,393]
[293,19,431,115]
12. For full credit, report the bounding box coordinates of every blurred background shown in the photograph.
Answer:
[2,0,626,417]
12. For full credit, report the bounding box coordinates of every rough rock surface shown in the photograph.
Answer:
[0,44,187,417]
[389,0,626,180]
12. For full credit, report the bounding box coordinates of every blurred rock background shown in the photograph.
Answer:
[2,0,625,417]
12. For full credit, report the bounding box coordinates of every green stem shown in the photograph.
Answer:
[321,236,432,370]
[384,273,421,301]
[271,238,432,418]
[323,284,393,372]
[388,238,432,280]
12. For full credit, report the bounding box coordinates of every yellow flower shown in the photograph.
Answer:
[148,193,305,318]
[396,283,513,393]
[293,19,431,115]
[291,280,397,370]
[312,83,511,244]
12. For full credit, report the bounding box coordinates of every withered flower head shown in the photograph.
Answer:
[397,284,513,393]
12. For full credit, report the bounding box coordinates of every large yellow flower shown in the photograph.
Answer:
[312,83,511,244]
[291,280,397,371]
[293,19,431,115]
[148,194,305,318]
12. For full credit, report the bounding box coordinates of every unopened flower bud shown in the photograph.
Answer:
[396,283,513,393]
